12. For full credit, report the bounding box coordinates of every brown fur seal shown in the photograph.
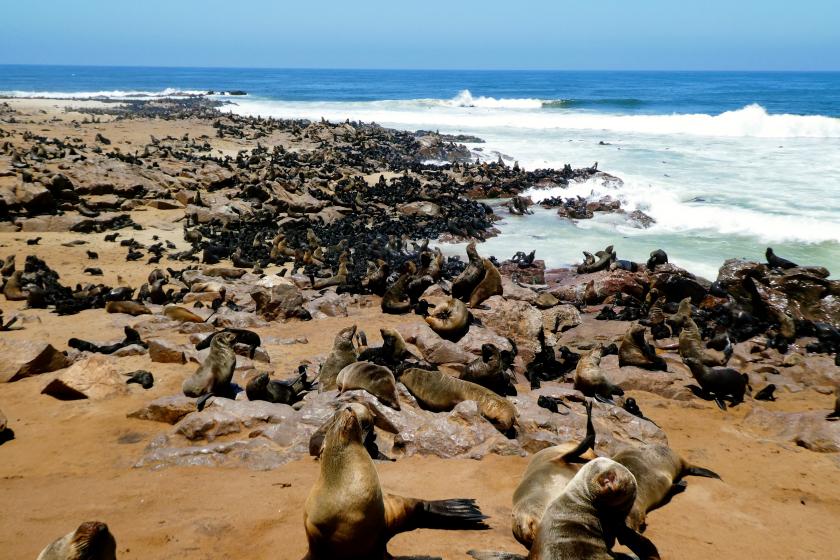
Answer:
[619,324,667,371]
[381,262,415,314]
[37,521,117,560]
[683,357,749,410]
[577,245,616,274]
[362,259,390,296]
[425,297,470,341]
[827,386,840,420]
[303,405,488,559]
[337,361,401,410]
[511,401,596,548]
[470,458,659,560]
[461,343,516,396]
[314,260,348,289]
[318,325,359,391]
[182,331,236,410]
[308,400,400,459]
[671,298,728,366]
[574,345,624,403]
[163,305,205,323]
[357,327,410,368]
[3,270,28,300]
[613,444,721,531]
[399,367,517,432]
[452,242,485,301]
[469,258,503,308]
[105,300,151,316]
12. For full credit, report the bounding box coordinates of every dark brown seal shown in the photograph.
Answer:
[618,323,667,371]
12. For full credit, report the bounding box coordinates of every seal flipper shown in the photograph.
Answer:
[383,495,488,537]
[561,400,596,464]
[593,393,616,405]
[684,466,722,480]
[714,397,728,411]
[195,393,213,412]
[613,523,662,560]
[467,552,526,560]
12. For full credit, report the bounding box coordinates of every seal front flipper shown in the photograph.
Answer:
[467,552,526,560]
[195,393,213,411]
[613,523,661,560]
[383,495,488,536]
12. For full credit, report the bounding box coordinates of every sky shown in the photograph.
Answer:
[2,0,839,70]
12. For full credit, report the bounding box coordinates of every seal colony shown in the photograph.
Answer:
[0,97,839,558]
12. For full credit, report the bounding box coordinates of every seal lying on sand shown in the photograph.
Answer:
[683,357,749,410]
[182,331,237,411]
[105,300,151,316]
[303,405,488,560]
[400,367,518,432]
[318,325,358,391]
[511,401,596,548]
[337,361,401,410]
[618,324,667,371]
[470,458,660,560]
[37,521,117,560]
[574,345,624,403]
[613,444,721,531]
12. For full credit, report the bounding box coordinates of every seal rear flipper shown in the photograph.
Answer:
[684,466,722,480]
[466,552,526,560]
[384,495,488,537]
[613,523,661,560]
[714,397,728,411]
[593,393,616,405]
[561,399,596,464]
[195,393,213,412]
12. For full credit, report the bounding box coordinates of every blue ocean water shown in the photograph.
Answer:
[2,65,840,278]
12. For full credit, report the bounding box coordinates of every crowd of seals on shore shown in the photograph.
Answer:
[1,98,838,559]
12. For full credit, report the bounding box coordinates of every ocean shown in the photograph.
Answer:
[2,65,839,279]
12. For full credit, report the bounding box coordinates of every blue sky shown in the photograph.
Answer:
[2,0,838,70]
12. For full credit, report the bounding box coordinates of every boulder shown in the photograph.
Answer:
[148,339,187,364]
[542,304,582,345]
[0,340,70,383]
[397,322,473,364]
[251,284,311,321]
[397,201,441,217]
[472,296,543,365]
[743,408,840,453]
[128,396,197,424]
[41,354,129,400]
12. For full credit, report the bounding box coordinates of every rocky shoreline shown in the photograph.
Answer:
[0,97,838,559]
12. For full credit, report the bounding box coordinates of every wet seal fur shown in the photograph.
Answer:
[619,323,667,371]
[182,331,237,411]
[613,444,721,531]
[37,521,117,560]
[337,361,401,410]
[399,367,517,432]
[318,325,358,390]
[303,405,488,559]
[574,345,624,403]
[469,258,503,308]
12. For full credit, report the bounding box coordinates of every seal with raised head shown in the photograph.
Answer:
[511,401,596,549]
[683,356,749,410]
[318,325,358,391]
[308,399,400,460]
[337,361,401,410]
[574,345,624,403]
[37,521,117,560]
[357,327,410,368]
[182,330,237,411]
[425,297,470,341]
[469,258,503,308]
[613,444,721,531]
[381,261,415,314]
[303,405,488,560]
[399,367,517,432]
[672,298,729,366]
[452,241,485,301]
[619,323,667,371]
[460,343,516,396]
[3,270,28,300]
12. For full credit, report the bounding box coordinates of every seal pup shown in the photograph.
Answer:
[425,297,470,341]
[511,401,596,548]
[613,444,721,532]
[308,400,399,460]
[399,367,517,432]
[618,324,667,371]
[469,258,503,308]
[318,325,358,391]
[622,397,658,426]
[105,300,151,316]
[357,327,410,368]
[303,405,488,560]
[36,521,117,560]
[826,386,840,421]
[182,331,237,411]
[452,242,485,302]
[337,361,401,410]
[124,370,154,389]
[754,384,777,401]
[574,345,624,403]
[683,357,749,410]
[461,343,516,397]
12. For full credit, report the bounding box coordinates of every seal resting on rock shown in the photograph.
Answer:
[105,300,151,316]
[357,327,410,368]
[36,521,117,560]
[400,367,517,433]
[303,405,488,560]
[683,357,749,410]
[765,247,797,270]
[425,297,470,341]
[337,361,401,410]
[246,367,313,405]
[511,401,596,548]
[460,343,516,397]
[182,331,237,411]
[618,324,667,371]
[318,325,358,391]
[452,242,485,301]
[469,258,503,308]
[613,444,721,531]
[574,345,624,403]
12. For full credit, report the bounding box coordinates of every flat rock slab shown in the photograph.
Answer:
[0,339,70,383]
[744,408,840,453]
[41,354,129,400]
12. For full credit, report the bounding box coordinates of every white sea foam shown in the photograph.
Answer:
[0,88,216,99]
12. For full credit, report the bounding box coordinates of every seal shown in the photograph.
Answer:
[469,258,503,308]
[618,324,667,371]
[766,247,797,270]
[613,444,721,531]
[577,245,616,274]
[124,370,154,389]
[337,361,401,410]
[318,325,358,391]
[511,401,596,548]
[574,345,624,403]
[381,261,415,314]
[469,458,660,560]
[826,386,840,421]
[754,384,777,401]
[182,331,237,411]
[425,297,470,341]
[303,405,488,560]
[308,400,399,460]
[362,259,390,296]
[163,305,205,323]
[357,327,410,368]
[246,367,313,405]
[452,241,485,301]
[461,343,516,396]
[105,300,151,316]
[196,328,261,359]
[314,260,348,289]
[672,298,730,366]
[3,270,28,300]
[399,367,517,432]
[36,521,117,560]
[683,357,749,410]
